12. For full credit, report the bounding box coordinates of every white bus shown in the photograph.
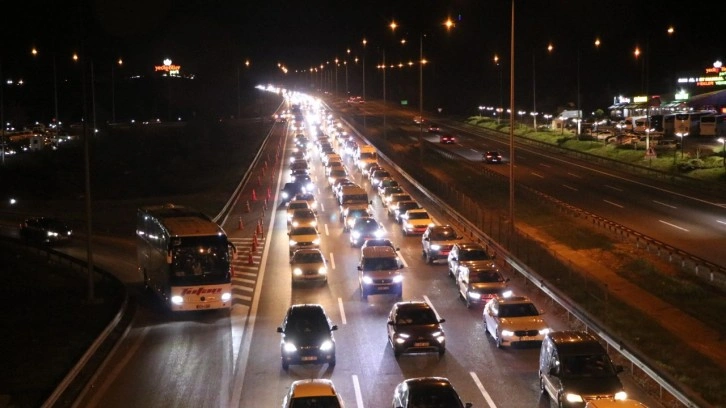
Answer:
[674,111,715,137]
[699,114,726,137]
[137,204,236,311]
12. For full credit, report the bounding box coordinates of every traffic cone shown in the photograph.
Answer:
[259,223,264,238]
[267,187,271,200]
[247,250,253,265]
[238,217,244,230]
[252,189,257,201]
[256,221,262,235]
[252,235,258,252]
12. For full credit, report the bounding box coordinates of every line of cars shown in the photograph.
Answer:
[275,97,642,407]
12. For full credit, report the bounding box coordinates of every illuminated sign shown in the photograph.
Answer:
[154,58,181,76]
[633,96,648,103]
[675,90,689,100]
[678,60,726,87]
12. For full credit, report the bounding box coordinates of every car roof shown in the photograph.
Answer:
[361,246,397,257]
[290,379,338,398]
[406,208,428,214]
[546,331,606,355]
[494,295,531,304]
[394,300,430,310]
[456,242,486,250]
[400,376,452,389]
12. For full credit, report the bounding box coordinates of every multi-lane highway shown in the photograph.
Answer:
[73,95,664,408]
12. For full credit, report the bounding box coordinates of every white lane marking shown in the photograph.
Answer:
[539,163,552,168]
[398,252,408,268]
[423,295,442,318]
[653,200,677,209]
[567,172,582,179]
[531,172,544,179]
[338,298,347,325]
[605,184,623,192]
[84,326,151,407]
[718,220,726,226]
[324,223,330,236]
[320,202,325,212]
[353,374,365,408]
[562,184,578,191]
[603,200,624,208]
[470,372,498,408]
[659,220,689,232]
[330,252,336,270]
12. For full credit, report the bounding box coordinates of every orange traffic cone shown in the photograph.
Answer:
[252,189,257,201]
[238,217,244,230]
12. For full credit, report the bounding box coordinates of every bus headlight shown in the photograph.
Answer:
[221,292,232,301]
[171,295,184,305]
[564,393,583,403]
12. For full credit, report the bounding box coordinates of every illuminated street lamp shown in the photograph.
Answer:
[111,58,123,123]
[494,54,503,124]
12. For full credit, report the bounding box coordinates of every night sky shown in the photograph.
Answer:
[2,0,723,124]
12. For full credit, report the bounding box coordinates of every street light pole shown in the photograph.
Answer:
[334,58,339,96]
[418,32,424,161]
[509,0,516,235]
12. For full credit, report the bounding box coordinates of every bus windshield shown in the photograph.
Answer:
[170,236,229,284]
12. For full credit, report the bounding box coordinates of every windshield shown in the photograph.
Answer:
[561,354,617,378]
[460,249,490,260]
[292,252,324,263]
[355,219,380,231]
[349,209,368,218]
[171,236,229,282]
[408,387,462,408]
[288,203,308,210]
[498,303,539,317]
[290,396,341,408]
[470,270,503,283]
[362,257,398,270]
[407,212,429,220]
[430,228,457,240]
[395,307,438,325]
[391,195,412,202]
[385,187,404,195]
[342,194,368,204]
[293,210,316,220]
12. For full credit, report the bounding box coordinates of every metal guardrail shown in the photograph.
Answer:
[339,116,707,408]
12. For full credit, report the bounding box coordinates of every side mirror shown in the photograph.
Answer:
[395,247,400,251]
[505,278,511,283]
[424,237,429,241]
[398,264,404,269]
[357,266,362,271]
[276,327,283,333]
[331,325,338,331]
[461,280,467,284]
[387,320,395,326]
[451,257,457,261]
[465,403,473,408]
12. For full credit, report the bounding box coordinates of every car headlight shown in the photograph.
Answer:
[221,292,232,301]
[375,230,384,237]
[293,268,303,276]
[291,221,299,227]
[318,267,327,275]
[362,276,373,284]
[47,231,59,237]
[428,222,435,227]
[310,221,317,227]
[282,192,289,199]
[614,391,628,401]
[405,222,413,229]
[501,329,515,337]
[319,340,334,351]
[564,393,584,403]
[312,238,320,245]
[502,290,513,298]
[393,275,403,283]
[287,213,294,221]
[289,240,297,246]
[347,219,356,227]
[386,197,393,202]
[430,244,441,250]
[171,295,184,305]
[352,231,361,239]
[283,342,297,353]
[468,292,481,299]
[539,328,551,336]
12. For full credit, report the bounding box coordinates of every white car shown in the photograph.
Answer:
[400,208,434,236]
[483,294,550,348]
[286,200,310,224]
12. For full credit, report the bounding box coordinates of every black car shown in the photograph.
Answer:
[281,182,306,202]
[19,217,73,244]
[483,150,503,163]
[349,217,384,247]
[277,304,338,370]
[392,377,471,408]
[387,301,446,357]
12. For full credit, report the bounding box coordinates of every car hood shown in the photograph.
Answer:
[363,270,401,278]
[470,282,507,293]
[498,316,547,330]
[283,332,333,347]
[290,233,318,241]
[560,376,623,397]
[292,262,325,271]
[430,239,459,245]
[394,324,443,337]
[407,218,433,226]
[459,260,496,268]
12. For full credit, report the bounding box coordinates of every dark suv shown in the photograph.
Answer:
[276,304,338,370]
[387,301,446,357]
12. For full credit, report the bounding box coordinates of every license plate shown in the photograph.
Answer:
[196,304,211,309]
[414,342,429,347]
[301,356,317,361]
[377,286,389,291]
